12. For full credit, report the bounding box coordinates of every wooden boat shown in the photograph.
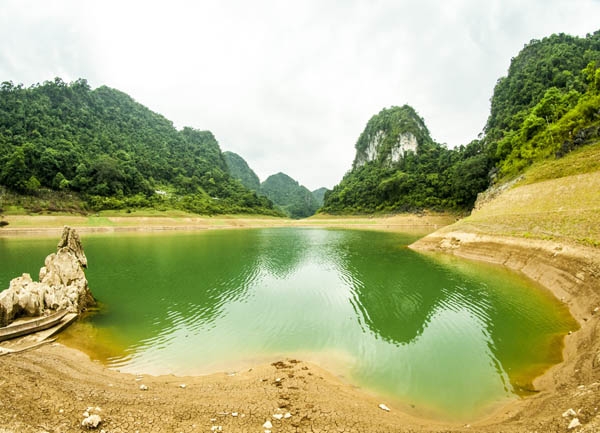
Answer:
[0,310,69,342]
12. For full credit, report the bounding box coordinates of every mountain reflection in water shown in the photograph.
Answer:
[0,228,575,421]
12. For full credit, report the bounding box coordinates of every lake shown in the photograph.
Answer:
[0,228,576,420]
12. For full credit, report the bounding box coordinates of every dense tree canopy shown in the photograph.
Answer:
[0,78,280,215]
[485,31,600,176]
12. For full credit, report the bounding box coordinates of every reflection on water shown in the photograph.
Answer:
[0,228,576,421]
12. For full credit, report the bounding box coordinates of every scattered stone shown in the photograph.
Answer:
[273,413,283,420]
[568,418,581,429]
[284,412,292,419]
[179,384,186,389]
[232,412,238,417]
[82,414,102,429]
[140,384,149,391]
[263,420,273,429]
[265,431,271,433]
[378,403,391,412]
[210,426,222,432]
[563,408,577,417]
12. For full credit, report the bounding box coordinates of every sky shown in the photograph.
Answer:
[1,1,599,190]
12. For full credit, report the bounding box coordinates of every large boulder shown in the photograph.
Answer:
[0,226,95,327]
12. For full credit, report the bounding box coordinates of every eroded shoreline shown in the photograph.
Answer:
[1,215,598,432]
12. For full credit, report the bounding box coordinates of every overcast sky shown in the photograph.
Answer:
[1,1,599,190]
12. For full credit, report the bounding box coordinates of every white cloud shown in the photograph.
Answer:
[0,0,599,190]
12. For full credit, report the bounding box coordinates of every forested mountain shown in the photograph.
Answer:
[484,31,600,178]
[311,187,329,207]
[223,151,261,191]
[321,106,491,213]
[260,172,321,219]
[0,78,279,215]
[322,30,600,215]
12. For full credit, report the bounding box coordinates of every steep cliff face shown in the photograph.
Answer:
[0,226,95,326]
[352,105,429,169]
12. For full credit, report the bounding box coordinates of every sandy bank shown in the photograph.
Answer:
[0,212,456,236]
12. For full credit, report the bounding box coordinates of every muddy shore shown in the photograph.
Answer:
[1,215,599,432]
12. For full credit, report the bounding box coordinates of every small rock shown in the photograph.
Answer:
[568,418,581,429]
[273,413,283,420]
[378,403,391,412]
[82,414,102,429]
[263,420,273,429]
[265,431,271,433]
[59,409,64,414]
[83,411,90,418]
[284,412,292,419]
[139,384,149,391]
[563,408,577,417]
[210,426,222,432]
[179,384,186,389]
[232,412,238,417]
[275,378,281,382]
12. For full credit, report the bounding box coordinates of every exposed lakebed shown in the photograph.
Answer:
[0,228,576,420]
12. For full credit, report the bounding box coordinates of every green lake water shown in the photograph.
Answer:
[0,228,577,420]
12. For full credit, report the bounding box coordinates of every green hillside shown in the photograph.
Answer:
[260,173,320,219]
[311,187,329,207]
[223,151,261,191]
[485,31,600,178]
[0,79,279,216]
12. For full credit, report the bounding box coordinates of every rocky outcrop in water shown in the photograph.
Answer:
[0,226,95,326]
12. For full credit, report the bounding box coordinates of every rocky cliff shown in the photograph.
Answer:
[352,105,427,169]
[0,226,95,326]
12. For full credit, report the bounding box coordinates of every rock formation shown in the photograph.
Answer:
[0,226,95,327]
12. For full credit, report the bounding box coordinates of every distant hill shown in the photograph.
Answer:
[223,151,260,191]
[0,78,279,215]
[260,172,320,219]
[311,187,329,207]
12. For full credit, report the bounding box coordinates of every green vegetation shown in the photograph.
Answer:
[324,31,600,215]
[486,31,600,178]
[0,78,280,216]
[260,173,320,219]
[311,187,329,207]
[322,106,492,213]
[223,151,261,191]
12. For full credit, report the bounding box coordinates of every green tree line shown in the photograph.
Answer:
[0,78,280,215]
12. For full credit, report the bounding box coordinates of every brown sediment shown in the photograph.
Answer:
[1,213,599,432]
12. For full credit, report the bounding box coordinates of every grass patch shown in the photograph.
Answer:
[519,141,600,186]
